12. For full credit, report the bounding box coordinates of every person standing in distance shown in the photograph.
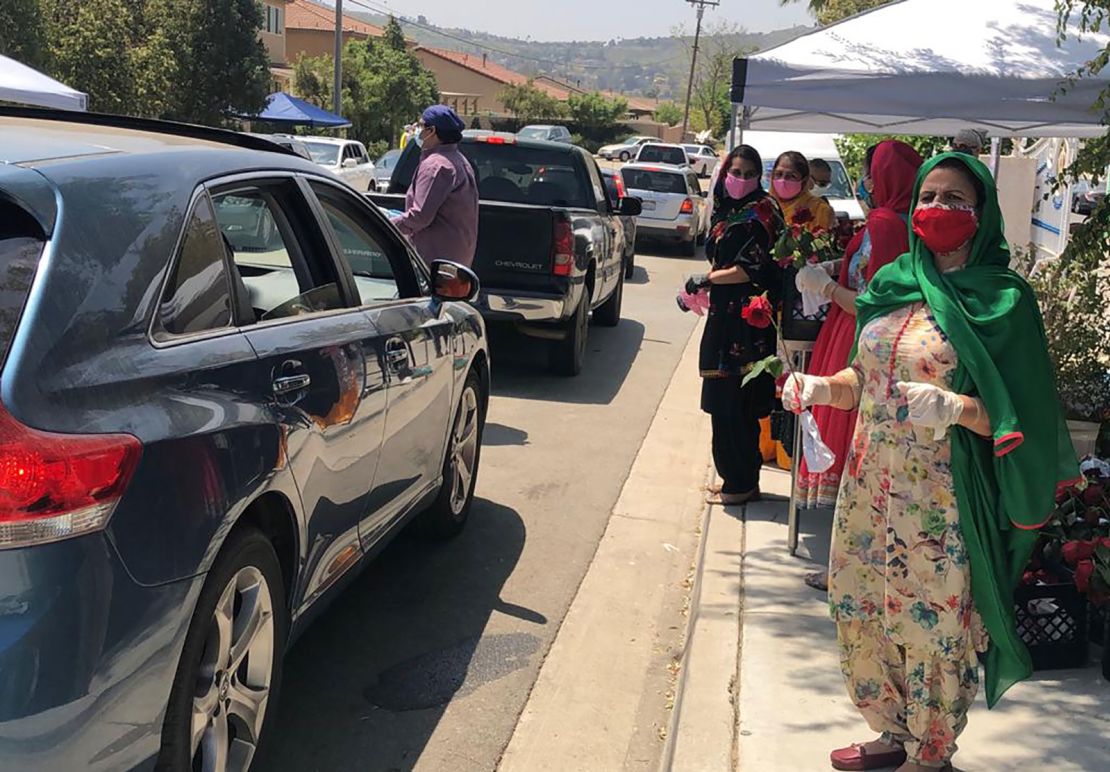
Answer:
[392,105,479,268]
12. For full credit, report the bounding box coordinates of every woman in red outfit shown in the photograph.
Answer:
[792,140,924,588]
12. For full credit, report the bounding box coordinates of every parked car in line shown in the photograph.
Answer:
[375,131,642,376]
[248,132,313,160]
[600,166,639,279]
[621,163,709,256]
[517,124,573,143]
[682,144,721,178]
[302,136,376,191]
[0,107,489,772]
[634,143,692,168]
[1071,179,1106,215]
[372,148,402,192]
[598,135,659,162]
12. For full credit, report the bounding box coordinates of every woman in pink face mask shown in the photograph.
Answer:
[771,151,837,234]
[686,145,786,504]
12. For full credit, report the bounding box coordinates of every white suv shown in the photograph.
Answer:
[301,137,375,191]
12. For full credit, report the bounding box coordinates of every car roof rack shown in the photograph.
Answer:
[0,105,299,157]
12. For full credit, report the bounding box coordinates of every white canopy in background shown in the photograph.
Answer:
[1,55,87,112]
[731,0,1110,138]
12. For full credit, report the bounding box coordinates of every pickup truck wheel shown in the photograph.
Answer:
[594,269,623,328]
[413,370,485,539]
[549,295,588,377]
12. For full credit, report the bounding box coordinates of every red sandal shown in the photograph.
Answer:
[830,743,907,771]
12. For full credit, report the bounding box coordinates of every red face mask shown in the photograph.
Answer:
[912,203,979,255]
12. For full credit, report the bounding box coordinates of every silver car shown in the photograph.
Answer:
[598,135,659,162]
[682,144,721,178]
[620,163,709,256]
[517,124,573,143]
[301,137,376,191]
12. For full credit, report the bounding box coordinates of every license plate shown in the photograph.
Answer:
[641,200,656,211]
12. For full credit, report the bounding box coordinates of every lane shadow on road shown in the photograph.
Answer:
[488,319,645,406]
[257,498,539,772]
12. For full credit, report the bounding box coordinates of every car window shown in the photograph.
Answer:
[311,185,401,305]
[211,184,345,323]
[0,202,46,365]
[457,142,592,208]
[638,146,687,165]
[687,173,701,193]
[585,160,609,211]
[621,169,688,195]
[601,174,620,207]
[155,194,232,340]
[304,141,340,166]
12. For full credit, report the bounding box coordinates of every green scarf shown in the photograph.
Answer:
[854,153,1080,707]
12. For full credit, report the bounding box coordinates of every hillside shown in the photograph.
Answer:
[345,8,811,99]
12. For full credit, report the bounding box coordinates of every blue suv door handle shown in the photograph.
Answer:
[273,360,311,396]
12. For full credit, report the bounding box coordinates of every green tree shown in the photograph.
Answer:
[566,91,628,131]
[42,0,145,114]
[498,80,566,123]
[834,134,948,181]
[149,0,271,125]
[781,0,892,25]
[654,102,684,125]
[0,0,49,69]
[294,19,439,149]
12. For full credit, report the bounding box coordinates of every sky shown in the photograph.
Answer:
[333,0,815,42]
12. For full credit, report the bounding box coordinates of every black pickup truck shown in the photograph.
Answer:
[369,133,641,376]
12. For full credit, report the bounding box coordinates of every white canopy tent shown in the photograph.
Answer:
[730,0,1110,140]
[1,55,87,112]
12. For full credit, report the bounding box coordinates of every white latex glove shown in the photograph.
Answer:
[795,264,835,296]
[896,381,965,441]
[782,373,833,414]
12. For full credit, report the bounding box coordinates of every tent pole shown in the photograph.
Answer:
[333,0,343,121]
[989,137,1001,178]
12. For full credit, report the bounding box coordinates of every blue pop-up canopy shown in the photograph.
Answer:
[242,92,351,129]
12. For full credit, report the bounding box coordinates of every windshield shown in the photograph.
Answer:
[621,168,687,195]
[518,128,550,139]
[303,141,340,166]
[762,159,855,200]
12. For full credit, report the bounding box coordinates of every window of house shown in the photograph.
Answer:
[155,195,232,340]
[265,5,284,35]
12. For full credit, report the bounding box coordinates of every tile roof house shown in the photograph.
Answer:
[413,47,570,117]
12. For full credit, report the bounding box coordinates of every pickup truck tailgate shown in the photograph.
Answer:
[471,201,555,291]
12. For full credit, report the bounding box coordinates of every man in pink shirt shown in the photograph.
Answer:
[391,105,479,267]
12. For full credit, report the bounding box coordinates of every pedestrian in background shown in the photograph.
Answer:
[784,153,1077,772]
[951,128,986,156]
[770,151,837,232]
[686,144,785,505]
[809,157,834,201]
[391,105,478,268]
[792,139,924,592]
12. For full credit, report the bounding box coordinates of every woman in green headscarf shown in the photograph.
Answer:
[783,153,1080,772]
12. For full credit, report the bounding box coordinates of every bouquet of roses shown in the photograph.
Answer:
[1023,463,1110,605]
[772,210,842,270]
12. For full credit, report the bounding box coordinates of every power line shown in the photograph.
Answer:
[681,0,720,139]
[338,0,681,73]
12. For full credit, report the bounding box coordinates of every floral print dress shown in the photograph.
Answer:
[829,303,987,767]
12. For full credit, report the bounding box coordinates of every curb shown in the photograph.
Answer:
[656,459,716,771]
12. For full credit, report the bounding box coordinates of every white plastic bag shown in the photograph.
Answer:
[800,410,835,474]
[800,289,830,318]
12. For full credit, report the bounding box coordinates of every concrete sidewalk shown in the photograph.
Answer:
[671,465,1110,771]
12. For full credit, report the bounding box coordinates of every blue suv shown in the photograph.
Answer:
[0,109,489,771]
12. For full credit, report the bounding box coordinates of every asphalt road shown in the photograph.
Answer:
[256,244,703,772]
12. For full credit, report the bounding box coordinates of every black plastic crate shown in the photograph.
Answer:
[770,409,795,458]
[1014,583,1088,671]
[780,266,826,342]
[1091,602,1108,647]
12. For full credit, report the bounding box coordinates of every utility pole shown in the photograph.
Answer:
[333,0,343,118]
[681,0,719,141]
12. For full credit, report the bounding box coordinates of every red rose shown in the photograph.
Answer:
[742,295,774,329]
[1085,506,1105,526]
[1062,540,1098,565]
[1021,571,1036,586]
[792,208,814,225]
[1076,559,1095,593]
